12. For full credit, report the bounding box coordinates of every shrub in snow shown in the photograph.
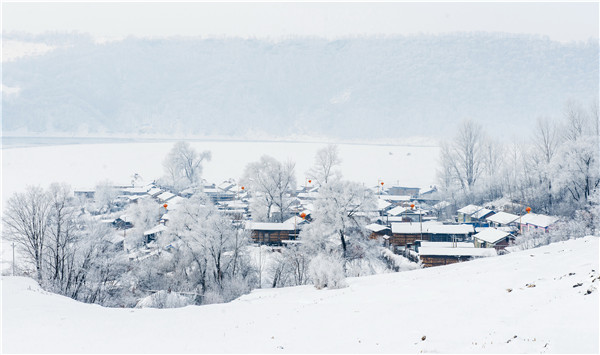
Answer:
[135,290,192,309]
[308,253,347,290]
[202,290,225,305]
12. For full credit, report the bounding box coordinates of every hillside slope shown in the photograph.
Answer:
[2,236,598,353]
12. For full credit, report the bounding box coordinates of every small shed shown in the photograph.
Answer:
[485,211,519,228]
[457,204,482,223]
[245,222,297,245]
[365,223,392,240]
[472,228,515,250]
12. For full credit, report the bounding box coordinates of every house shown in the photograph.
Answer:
[385,186,420,197]
[485,211,519,228]
[413,240,475,252]
[472,228,515,250]
[426,224,475,242]
[378,195,412,204]
[245,222,298,245]
[518,213,559,233]
[365,223,391,240]
[156,191,176,203]
[389,222,433,248]
[456,205,482,223]
[418,246,496,267]
[144,224,167,244]
[470,208,495,226]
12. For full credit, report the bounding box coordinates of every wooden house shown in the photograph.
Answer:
[456,205,482,223]
[385,186,420,197]
[143,224,167,244]
[470,208,495,226]
[418,246,496,268]
[485,211,519,229]
[365,223,391,240]
[472,228,514,251]
[518,213,559,233]
[245,222,298,245]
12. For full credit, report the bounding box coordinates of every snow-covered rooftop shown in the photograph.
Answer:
[418,247,497,257]
[418,241,475,248]
[365,223,390,233]
[377,199,392,211]
[144,224,167,236]
[387,206,408,216]
[473,228,511,244]
[391,222,474,235]
[379,195,412,202]
[485,211,519,225]
[457,204,482,215]
[471,208,494,219]
[519,213,559,228]
[245,222,297,231]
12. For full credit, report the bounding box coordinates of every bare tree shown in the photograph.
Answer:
[308,144,342,186]
[438,120,485,199]
[242,155,296,222]
[46,183,78,286]
[3,186,51,280]
[163,141,211,192]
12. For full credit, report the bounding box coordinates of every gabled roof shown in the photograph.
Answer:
[391,222,474,235]
[485,211,519,225]
[418,247,497,257]
[365,223,391,233]
[379,195,412,202]
[157,191,176,202]
[377,199,392,211]
[471,208,494,219]
[418,241,475,248]
[282,216,308,226]
[144,224,167,236]
[519,213,559,228]
[457,204,482,215]
[387,206,408,216]
[473,228,511,244]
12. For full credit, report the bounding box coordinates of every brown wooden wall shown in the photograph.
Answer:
[419,255,472,268]
[251,230,294,244]
[389,233,431,246]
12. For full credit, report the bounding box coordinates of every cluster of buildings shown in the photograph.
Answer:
[78,180,560,268]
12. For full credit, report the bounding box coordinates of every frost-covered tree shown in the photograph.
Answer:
[242,155,296,222]
[302,180,376,259]
[307,144,342,186]
[551,135,600,213]
[438,120,486,201]
[125,198,162,248]
[162,141,211,192]
[93,180,119,214]
[3,186,52,281]
[45,183,78,287]
[158,195,255,304]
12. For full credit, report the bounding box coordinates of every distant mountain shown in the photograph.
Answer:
[2,33,598,140]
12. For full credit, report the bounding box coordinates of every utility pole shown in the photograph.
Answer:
[12,242,16,276]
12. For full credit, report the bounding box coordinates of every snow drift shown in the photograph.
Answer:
[2,236,598,353]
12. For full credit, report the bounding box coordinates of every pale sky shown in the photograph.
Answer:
[2,2,599,43]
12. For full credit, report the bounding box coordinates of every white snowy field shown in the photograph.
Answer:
[2,236,598,354]
[1,140,438,203]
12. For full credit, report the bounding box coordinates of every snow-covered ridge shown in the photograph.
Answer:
[3,236,598,353]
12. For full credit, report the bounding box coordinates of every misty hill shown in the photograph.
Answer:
[2,33,598,140]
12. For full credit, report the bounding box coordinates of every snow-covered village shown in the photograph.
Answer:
[1,2,599,354]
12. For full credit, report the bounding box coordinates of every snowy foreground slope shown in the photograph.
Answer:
[3,237,598,354]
